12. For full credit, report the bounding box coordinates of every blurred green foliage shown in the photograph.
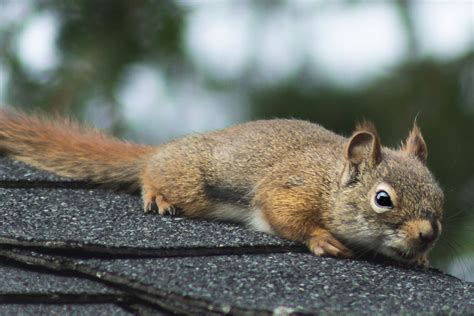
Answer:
[0,0,473,273]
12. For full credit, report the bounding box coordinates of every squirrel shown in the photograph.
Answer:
[0,109,444,267]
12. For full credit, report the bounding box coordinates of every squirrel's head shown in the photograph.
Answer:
[331,122,444,264]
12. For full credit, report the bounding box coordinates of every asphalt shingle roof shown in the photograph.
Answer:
[0,157,473,314]
[0,188,296,253]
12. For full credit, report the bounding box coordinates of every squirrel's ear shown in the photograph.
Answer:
[345,131,381,168]
[402,124,427,163]
[340,131,381,186]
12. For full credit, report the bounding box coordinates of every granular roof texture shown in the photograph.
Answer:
[0,155,473,315]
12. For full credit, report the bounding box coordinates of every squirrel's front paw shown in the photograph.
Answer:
[306,228,353,258]
[143,190,178,216]
[415,254,430,269]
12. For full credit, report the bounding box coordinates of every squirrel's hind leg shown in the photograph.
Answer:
[140,149,211,218]
[143,188,178,215]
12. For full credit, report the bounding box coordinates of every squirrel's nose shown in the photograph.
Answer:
[418,219,439,245]
[419,229,435,244]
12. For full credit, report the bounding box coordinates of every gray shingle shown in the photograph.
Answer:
[0,188,297,254]
[75,253,474,314]
[0,304,132,315]
[1,155,473,315]
[1,249,473,314]
[0,157,71,182]
[0,262,118,295]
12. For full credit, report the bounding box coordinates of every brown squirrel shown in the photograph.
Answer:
[0,109,444,267]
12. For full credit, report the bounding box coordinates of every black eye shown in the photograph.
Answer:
[375,190,393,208]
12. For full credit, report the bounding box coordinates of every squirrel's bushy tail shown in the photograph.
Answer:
[0,109,154,191]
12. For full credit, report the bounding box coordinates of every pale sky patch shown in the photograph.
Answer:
[0,0,31,29]
[413,0,474,58]
[308,2,405,85]
[251,9,304,84]
[184,3,253,80]
[118,64,248,143]
[16,12,59,76]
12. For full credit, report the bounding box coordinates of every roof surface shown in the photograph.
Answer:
[0,156,473,314]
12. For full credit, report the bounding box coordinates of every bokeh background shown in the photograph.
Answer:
[0,0,473,280]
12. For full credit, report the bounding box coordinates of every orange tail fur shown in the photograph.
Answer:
[0,109,154,191]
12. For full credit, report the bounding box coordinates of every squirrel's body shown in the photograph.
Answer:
[0,110,444,266]
[144,119,345,234]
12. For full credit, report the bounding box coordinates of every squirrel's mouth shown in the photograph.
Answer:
[388,247,418,261]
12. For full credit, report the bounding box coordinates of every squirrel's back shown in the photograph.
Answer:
[152,119,347,193]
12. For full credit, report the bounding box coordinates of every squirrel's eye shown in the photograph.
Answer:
[375,190,393,208]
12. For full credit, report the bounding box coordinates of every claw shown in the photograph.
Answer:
[167,205,178,216]
[143,191,157,214]
[155,195,172,215]
[142,190,178,216]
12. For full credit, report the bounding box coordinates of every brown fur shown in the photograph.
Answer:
[0,109,444,267]
[355,120,380,138]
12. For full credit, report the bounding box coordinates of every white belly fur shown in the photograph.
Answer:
[206,203,274,234]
